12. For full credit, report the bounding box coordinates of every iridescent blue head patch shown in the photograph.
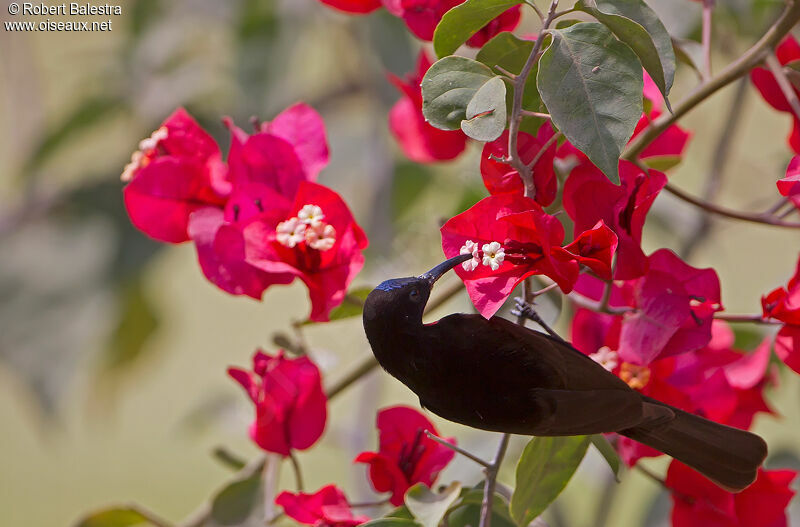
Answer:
[375,277,417,292]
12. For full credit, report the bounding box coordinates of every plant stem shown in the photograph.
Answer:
[765,52,800,122]
[702,0,714,79]
[569,291,633,315]
[479,433,511,527]
[424,430,492,468]
[663,182,800,229]
[623,0,800,161]
[128,504,175,527]
[680,78,749,259]
[289,452,305,491]
[508,0,561,199]
[527,131,562,171]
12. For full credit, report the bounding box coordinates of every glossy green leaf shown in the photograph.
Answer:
[590,434,622,481]
[73,508,152,527]
[461,76,507,141]
[642,155,682,172]
[433,0,523,58]
[510,435,590,526]
[577,0,675,101]
[405,482,462,527]
[537,22,643,184]
[421,56,495,130]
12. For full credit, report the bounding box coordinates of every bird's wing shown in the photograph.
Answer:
[417,313,645,435]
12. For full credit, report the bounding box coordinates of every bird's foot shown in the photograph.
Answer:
[511,297,566,343]
[510,297,538,321]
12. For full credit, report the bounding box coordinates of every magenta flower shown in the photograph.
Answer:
[276,485,370,527]
[228,349,327,456]
[354,406,456,506]
[441,194,617,318]
[563,161,666,280]
[243,182,369,321]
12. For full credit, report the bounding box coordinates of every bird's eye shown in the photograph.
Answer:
[409,288,421,302]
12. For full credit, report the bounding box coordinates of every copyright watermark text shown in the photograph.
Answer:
[5,3,123,32]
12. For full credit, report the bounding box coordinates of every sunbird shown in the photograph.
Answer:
[362,254,767,491]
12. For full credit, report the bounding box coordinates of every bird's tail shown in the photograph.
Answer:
[619,396,768,492]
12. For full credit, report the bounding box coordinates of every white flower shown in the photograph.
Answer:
[298,204,325,226]
[305,223,337,251]
[138,126,168,152]
[460,240,481,271]
[276,217,307,248]
[121,151,144,182]
[589,346,619,372]
[481,241,505,271]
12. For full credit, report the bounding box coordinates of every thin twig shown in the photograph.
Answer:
[766,53,800,123]
[527,131,562,171]
[520,110,552,119]
[508,0,561,199]
[425,430,492,468]
[623,0,800,160]
[663,182,800,229]
[681,78,749,259]
[568,291,633,315]
[288,452,304,492]
[479,433,511,527]
[701,0,714,80]
[715,313,781,324]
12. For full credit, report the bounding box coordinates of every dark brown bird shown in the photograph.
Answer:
[363,254,768,491]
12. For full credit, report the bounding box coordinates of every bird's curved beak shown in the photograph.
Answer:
[419,254,472,285]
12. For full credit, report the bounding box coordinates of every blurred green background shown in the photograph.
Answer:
[1,0,798,526]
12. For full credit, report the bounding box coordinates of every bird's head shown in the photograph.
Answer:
[363,253,472,327]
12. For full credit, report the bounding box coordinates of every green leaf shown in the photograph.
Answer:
[386,506,416,520]
[461,76,507,141]
[209,464,265,526]
[510,435,590,526]
[361,519,421,527]
[447,490,515,527]
[422,56,495,131]
[642,155,682,172]
[393,162,433,221]
[102,279,158,372]
[576,0,675,101]
[73,508,152,527]
[305,286,373,324]
[476,32,543,123]
[433,0,523,58]
[24,95,125,176]
[537,22,643,184]
[672,37,705,80]
[405,482,462,527]
[590,434,622,481]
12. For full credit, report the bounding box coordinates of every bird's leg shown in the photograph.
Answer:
[511,297,566,343]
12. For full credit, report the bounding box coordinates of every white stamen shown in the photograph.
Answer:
[305,223,336,251]
[298,204,325,226]
[276,217,307,248]
[139,127,168,152]
[481,241,505,271]
[459,240,481,271]
[589,346,619,372]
